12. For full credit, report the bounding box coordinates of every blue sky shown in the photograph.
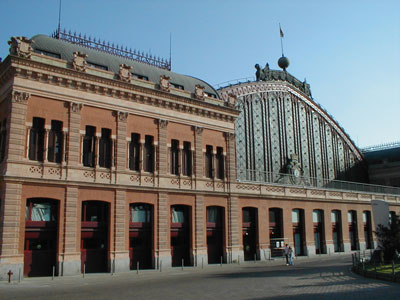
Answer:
[1,0,399,148]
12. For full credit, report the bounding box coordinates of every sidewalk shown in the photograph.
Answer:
[1,253,352,287]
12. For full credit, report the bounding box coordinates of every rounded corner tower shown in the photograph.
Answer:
[218,64,368,186]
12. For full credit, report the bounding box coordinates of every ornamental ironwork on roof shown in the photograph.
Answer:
[52,28,171,70]
[361,141,400,153]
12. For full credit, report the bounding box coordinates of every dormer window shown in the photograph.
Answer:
[171,83,184,90]
[34,49,61,59]
[87,61,108,71]
[132,73,149,81]
[205,92,217,99]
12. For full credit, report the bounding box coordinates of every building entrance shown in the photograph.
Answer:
[171,205,191,267]
[207,206,224,264]
[81,201,109,273]
[242,207,258,261]
[129,203,153,270]
[24,198,58,277]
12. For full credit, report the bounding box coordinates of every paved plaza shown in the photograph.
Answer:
[1,255,399,300]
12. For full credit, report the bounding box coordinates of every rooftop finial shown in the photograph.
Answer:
[278,24,290,71]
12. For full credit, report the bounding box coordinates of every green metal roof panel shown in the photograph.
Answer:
[30,34,220,99]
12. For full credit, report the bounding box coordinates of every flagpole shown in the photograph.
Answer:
[279,23,284,56]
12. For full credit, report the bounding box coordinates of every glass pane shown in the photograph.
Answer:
[331,212,336,223]
[172,207,185,223]
[207,207,218,223]
[347,212,353,222]
[31,203,52,221]
[131,205,150,222]
[292,209,299,223]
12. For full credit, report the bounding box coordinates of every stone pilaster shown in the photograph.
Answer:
[113,189,129,272]
[157,192,171,267]
[224,132,236,182]
[342,215,351,253]
[324,210,334,255]
[157,120,168,175]
[227,195,241,263]
[357,210,366,251]
[193,126,203,181]
[194,194,207,265]
[0,182,24,281]
[115,112,128,174]
[283,208,293,246]
[7,91,29,161]
[67,102,83,166]
[258,207,270,261]
[60,186,80,276]
[304,208,316,256]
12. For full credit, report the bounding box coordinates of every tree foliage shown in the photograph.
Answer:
[375,215,400,262]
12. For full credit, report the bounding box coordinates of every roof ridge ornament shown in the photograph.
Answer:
[51,28,171,70]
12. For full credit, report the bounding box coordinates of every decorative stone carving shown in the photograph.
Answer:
[159,75,170,92]
[255,63,270,81]
[225,93,236,108]
[118,111,128,122]
[192,126,203,135]
[224,132,235,141]
[12,91,30,103]
[194,85,205,100]
[70,102,83,113]
[119,64,132,82]
[158,119,168,129]
[72,51,88,72]
[8,36,33,58]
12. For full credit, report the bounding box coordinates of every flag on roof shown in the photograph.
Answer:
[280,25,284,38]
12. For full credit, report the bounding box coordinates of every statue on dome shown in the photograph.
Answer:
[255,62,270,81]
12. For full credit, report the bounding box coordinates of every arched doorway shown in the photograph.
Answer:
[292,209,305,256]
[24,198,58,277]
[313,210,325,254]
[242,207,258,261]
[129,203,153,270]
[269,208,284,257]
[81,201,109,273]
[171,205,191,267]
[206,206,224,264]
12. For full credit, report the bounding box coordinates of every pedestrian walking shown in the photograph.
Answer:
[288,246,294,266]
[284,244,289,265]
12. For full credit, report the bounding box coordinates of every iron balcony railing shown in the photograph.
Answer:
[236,169,400,196]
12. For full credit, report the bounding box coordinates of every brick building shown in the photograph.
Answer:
[0,32,399,280]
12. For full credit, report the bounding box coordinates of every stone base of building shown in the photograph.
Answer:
[228,248,244,264]
[60,260,81,276]
[112,257,130,273]
[258,248,272,261]
[358,241,366,252]
[0,263,24,282]
[343,243,351,253]
[194,248,208,266]
[306,245,316,256]
[326,243,335,255]
[156,251,172,270]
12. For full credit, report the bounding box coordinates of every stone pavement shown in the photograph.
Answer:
[1,254,399,300]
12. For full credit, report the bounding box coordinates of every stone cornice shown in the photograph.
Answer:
[8,55,239,122]
[3,173,398,205]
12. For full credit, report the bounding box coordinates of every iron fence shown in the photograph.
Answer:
[236,168,400,196]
